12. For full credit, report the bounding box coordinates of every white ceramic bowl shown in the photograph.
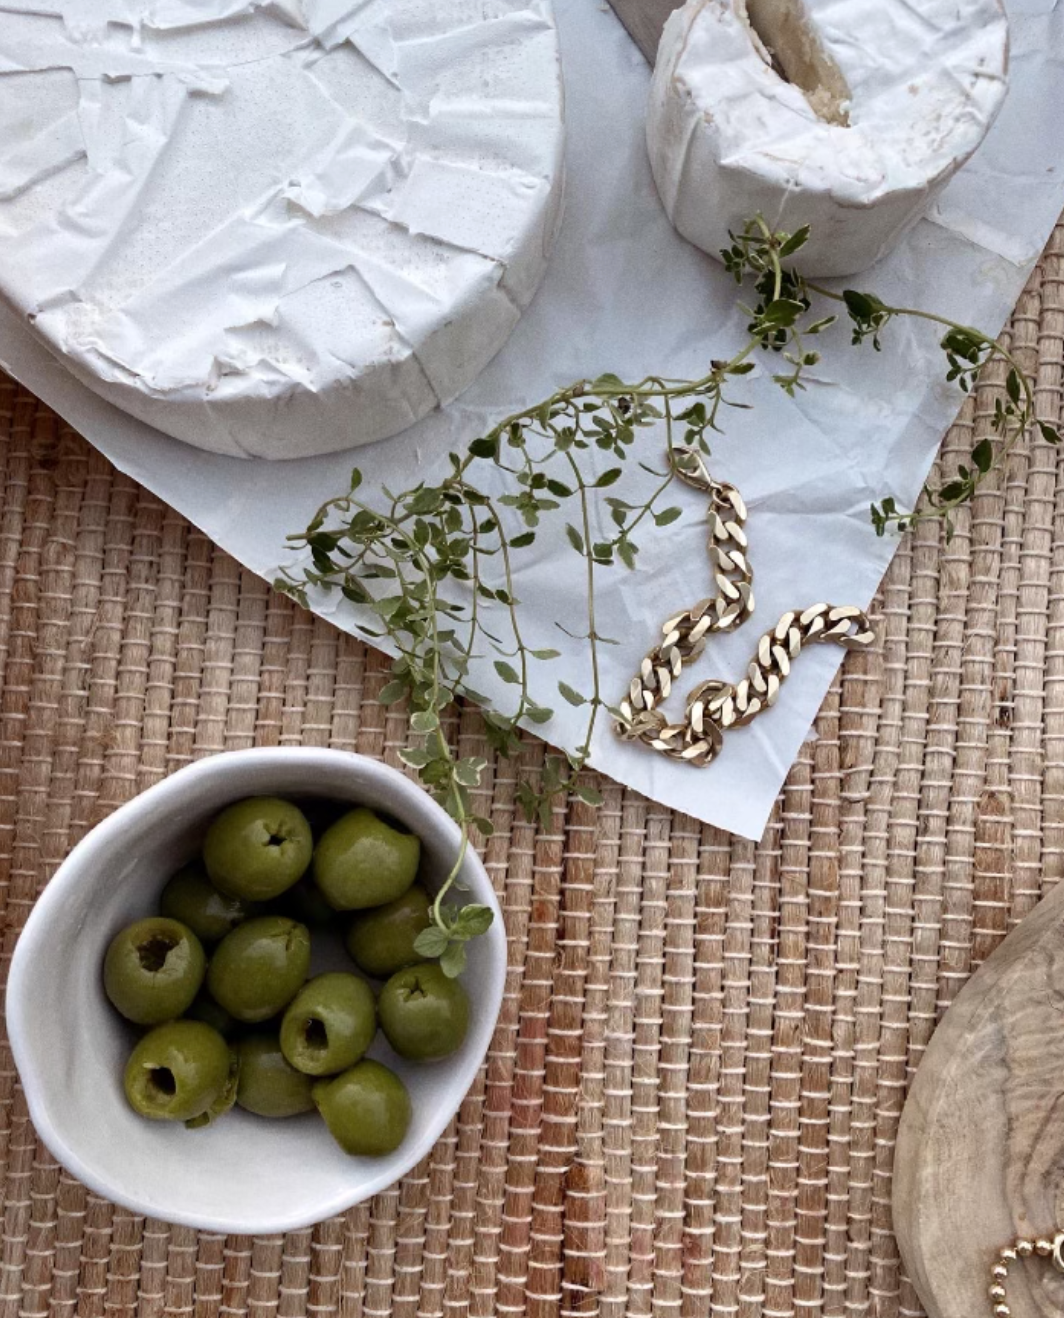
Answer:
[6,748,506,1233]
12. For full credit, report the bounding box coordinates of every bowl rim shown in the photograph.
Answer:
[5,746,507,1234]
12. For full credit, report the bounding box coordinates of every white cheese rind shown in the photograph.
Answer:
[646,0,1009,278]
[0,0,565,459]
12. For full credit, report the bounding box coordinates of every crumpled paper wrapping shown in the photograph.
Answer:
[1,0,1062,840]
[0,0,564,458]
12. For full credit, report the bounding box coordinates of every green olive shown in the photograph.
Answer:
[274,876,335,928]
[345,886,432,978]
[206,916,310,1023]
[185,991,238,1038]
[103,917,206,1025]
[378,962,470,1061]
[123,1021,231,1122]
[160,863,258,943]
[185,1048,239,1129]
[312,807,420,911]
[234,1035,316,1118]
[280,973,377,1076]
[312,1060,411,1156]
[203,797,313,901]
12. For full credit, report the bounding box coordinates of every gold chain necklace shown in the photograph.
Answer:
[613,448,875,764]
[987,1232,1064,1315]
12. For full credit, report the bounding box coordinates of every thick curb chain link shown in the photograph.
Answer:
[614,449,875,767]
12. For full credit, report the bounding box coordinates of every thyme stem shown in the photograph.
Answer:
[277,213,1056,970]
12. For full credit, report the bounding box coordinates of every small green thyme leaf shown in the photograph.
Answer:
[440,941,468,978]
[452,760,483,788]
[778,225,811,258]
[558,682,587,707]
[972,438,994,473]
[453,904,494,937]
[413,927,450,958]
[759,298,806,328]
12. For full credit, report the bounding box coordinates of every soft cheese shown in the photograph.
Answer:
[647,0,1009,278]
[0,1,565,458]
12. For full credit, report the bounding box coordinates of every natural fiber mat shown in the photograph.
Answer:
[2,219,1063,1318]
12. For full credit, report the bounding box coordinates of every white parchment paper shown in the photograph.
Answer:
[2,0,1062,840]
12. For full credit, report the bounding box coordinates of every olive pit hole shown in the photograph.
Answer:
[137,935,177,973]
[303,1018,328,1050]
[741,0,851,127]
[148,1067,176,1097]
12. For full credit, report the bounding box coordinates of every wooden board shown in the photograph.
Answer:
[894,881,1064,1318]
[603,0,680,62]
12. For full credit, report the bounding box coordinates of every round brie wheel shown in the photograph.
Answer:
[647,0,1009,278]
[0,1,565,459]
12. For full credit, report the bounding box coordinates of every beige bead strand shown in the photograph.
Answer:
[614,446,875,766]
[988,1232,1064,1316]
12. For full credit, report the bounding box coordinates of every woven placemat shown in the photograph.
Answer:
[1,220,1063,1318]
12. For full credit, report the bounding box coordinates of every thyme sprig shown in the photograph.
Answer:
[277,216,1054,967]
[821,290,1052,538]
[723,217,1059,536]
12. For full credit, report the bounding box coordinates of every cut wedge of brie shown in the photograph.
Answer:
[0,1,565,459]
[647,0,1009,277]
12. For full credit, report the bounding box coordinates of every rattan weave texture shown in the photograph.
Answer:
[1,222,1063,1318]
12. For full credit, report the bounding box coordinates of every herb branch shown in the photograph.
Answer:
[277,215,1054,965]
[814,290,1050,539]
